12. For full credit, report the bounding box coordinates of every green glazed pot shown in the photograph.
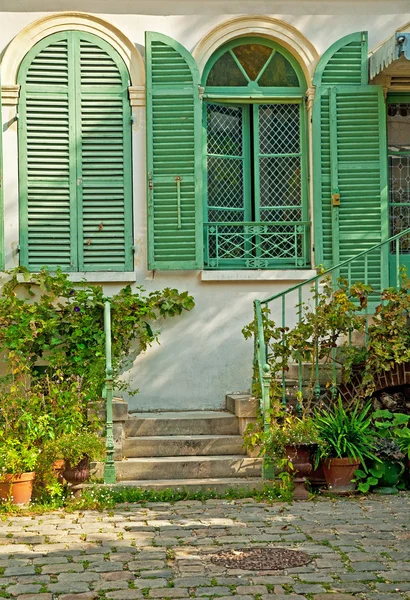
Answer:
[372,460,404,495]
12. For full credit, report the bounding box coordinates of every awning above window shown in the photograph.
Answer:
[370,32,410,80]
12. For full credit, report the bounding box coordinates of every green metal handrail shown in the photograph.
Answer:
[103,301,116,484]
[253,227,410,435]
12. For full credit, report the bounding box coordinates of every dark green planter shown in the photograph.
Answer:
[372,460,404,495]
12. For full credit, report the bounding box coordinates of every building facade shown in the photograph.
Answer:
[0,1,409,411]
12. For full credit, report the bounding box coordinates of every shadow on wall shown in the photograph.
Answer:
[118,279,308,413]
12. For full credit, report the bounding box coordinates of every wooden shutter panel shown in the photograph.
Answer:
[78,34,133,271]
[312,32,388,289]
[146,32,203,270]
[18,31,133,272]
[18,34,73,271]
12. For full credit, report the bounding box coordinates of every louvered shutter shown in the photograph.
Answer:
[18,33,73,271]
[78,34,132,271]
[18,31,133,272]
[313,32,389,290]
[146,32,203,270]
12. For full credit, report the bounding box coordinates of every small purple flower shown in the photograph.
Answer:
[69,290,75,296]
[74,306,80,313]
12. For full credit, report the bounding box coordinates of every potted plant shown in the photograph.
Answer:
[314,398,378,494]
[370,438,405,495]
[0,438,39,505]
[265,413,321,500]
[55,429,105,485]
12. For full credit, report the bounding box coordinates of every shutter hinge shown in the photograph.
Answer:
[198,85,204,100]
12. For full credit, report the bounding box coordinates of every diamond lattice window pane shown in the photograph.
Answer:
[207,104,243,156]
[207,157,244,212]
[389,156,410,204]
[258,104,300,155]
[259,155,302,211]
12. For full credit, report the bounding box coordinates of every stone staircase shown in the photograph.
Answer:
[95,395,263,491]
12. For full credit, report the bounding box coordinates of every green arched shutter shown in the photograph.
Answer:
[313,32,388,289]
[18,31,133,272]
[146,32,203,270]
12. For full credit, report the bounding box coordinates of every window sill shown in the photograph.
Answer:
[17,272,137,284]
[200,269,316,282]
[68,272,137,283]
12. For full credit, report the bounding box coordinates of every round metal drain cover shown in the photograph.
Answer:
[210,547,312,570]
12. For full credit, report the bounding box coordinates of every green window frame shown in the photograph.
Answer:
[17,30,133,272]
[201,37,310,270]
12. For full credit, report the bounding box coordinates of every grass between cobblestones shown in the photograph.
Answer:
[0,484,294,516]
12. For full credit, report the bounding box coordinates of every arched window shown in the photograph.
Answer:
[202,38,309,269]
[17,30,133,272]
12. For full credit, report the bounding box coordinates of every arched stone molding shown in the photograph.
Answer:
[192,15,319,87]
[1,12,145,105]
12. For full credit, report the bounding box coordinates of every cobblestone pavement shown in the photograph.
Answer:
[0,494,409,600]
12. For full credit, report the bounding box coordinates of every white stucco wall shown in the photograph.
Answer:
[1,1,409,411]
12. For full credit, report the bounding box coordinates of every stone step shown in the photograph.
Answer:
[102,477,264,492]
[123,435,246,458]
[125,411,239,437]
[115,455,262,481]
[286,363,342,385]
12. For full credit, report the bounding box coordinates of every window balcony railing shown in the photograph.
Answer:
[204,221,311,269]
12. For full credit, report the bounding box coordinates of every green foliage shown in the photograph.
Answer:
[313,398,377,465]
[245,268,410,412]
[0,267,195,403]
[263,413,322,458]
[396,427,410,459]
[0,267,194,481]
[0,438,39,476]
[53,430,106,468]
[243,275,370,411]
[353,467,383,494]
[373,437,404,463]
[371,409,410,460]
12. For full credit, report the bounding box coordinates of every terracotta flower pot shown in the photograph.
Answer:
[0,472,35,505]
[323,457,360,494]
[63,457,90,485]
[285,444,313,500]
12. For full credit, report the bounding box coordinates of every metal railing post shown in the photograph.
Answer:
[103,301,116,484]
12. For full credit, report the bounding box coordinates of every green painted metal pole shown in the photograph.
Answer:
[297,286,303,410]
[314,279,321,402]
[103,301,116,484]
[281,295,287,407]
